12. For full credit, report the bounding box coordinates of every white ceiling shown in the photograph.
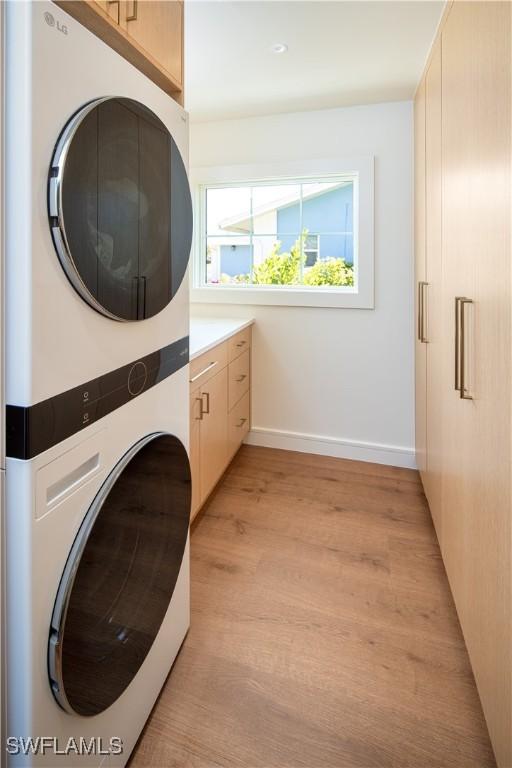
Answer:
[184,0,444,122]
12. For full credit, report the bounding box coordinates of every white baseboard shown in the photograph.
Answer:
[245,427,416,469]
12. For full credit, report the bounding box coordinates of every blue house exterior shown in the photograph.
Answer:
[277,185,353,263]
[219,183,353,277]
[220,244,252,277]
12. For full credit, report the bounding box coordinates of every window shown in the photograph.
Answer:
[191,157,374,309]
[304,234,320,267]
[203,179,355,290]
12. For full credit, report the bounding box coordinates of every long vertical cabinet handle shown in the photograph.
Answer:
[418,281,429,343]
[454,297,462,391]
[455,296,473,399]
[421,281,429,342]
[459,298,473,400]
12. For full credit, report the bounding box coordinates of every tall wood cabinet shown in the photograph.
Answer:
[415,3,511,765]
[416,40,443,536]
[423,39,443,531]
[414,78,427,482]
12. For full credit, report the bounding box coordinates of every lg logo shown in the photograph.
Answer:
[44,11,68,35]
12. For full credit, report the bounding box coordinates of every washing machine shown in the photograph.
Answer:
[4,1,193,764]
[4,0,193,415]
[6,370,191,766]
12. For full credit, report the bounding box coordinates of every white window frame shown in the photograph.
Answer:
[190,156,374,309]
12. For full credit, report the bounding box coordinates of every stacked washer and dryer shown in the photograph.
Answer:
[4,2,193,765]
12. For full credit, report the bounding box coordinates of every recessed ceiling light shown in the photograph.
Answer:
[272,43,288,54]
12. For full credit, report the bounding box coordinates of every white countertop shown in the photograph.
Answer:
[189,317,254,360]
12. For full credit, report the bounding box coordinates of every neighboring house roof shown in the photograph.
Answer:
[219,181,350,234]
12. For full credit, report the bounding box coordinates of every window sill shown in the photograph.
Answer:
[190,286,374,309]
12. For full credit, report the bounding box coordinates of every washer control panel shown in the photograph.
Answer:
[6,336,189,460]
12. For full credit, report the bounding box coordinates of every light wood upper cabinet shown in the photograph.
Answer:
[92,1,114,18]
[54,0,184,102]
[121,1,183,91]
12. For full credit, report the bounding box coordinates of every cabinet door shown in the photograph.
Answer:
[442,3,511,765]
[414,78,427,476]
[122,0,183,87]
[199,367,228,503]
[94,0,123,24]
[189,387,202,521]
[423,39,443,535]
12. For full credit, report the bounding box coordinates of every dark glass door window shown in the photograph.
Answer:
[48,433,191,717]
[49,97,193,321]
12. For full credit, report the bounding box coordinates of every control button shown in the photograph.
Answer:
[128,361,147,396]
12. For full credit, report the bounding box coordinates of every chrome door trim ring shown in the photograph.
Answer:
[48,431,173,715]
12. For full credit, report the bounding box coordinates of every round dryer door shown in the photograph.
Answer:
[48,433,191,717]
[48,97,193,321]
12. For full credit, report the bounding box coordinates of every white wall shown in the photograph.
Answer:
[190,101,415,468]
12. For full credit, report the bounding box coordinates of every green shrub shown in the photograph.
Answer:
[252,237,303,285]
[219,272,250,284]
[303,258,354,287]
[221,231,355,287]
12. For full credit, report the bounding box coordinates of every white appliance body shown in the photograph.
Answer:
[4,2,192,765]
[5,0,191,408]
[6,371,190,767]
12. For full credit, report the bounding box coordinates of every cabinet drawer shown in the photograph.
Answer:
[228,326,251,362]
[189,342,228,390]
[228,391,250,457]
[228,349,250,410]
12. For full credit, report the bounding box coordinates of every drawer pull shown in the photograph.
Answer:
[126,0,138,21]
[235,374,247,383]
[237,418,247,428]
[195,397,204,421]
[190,360,218,383]
[236,340,247,348]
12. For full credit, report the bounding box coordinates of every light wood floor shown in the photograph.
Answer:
[130,446,495,768]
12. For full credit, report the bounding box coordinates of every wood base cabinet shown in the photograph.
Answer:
[197,367,229,503]
[189,327,252,522]
[415,3,511,765]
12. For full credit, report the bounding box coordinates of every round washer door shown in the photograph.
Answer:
[49,97,193,321]
[48,433,191,717]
